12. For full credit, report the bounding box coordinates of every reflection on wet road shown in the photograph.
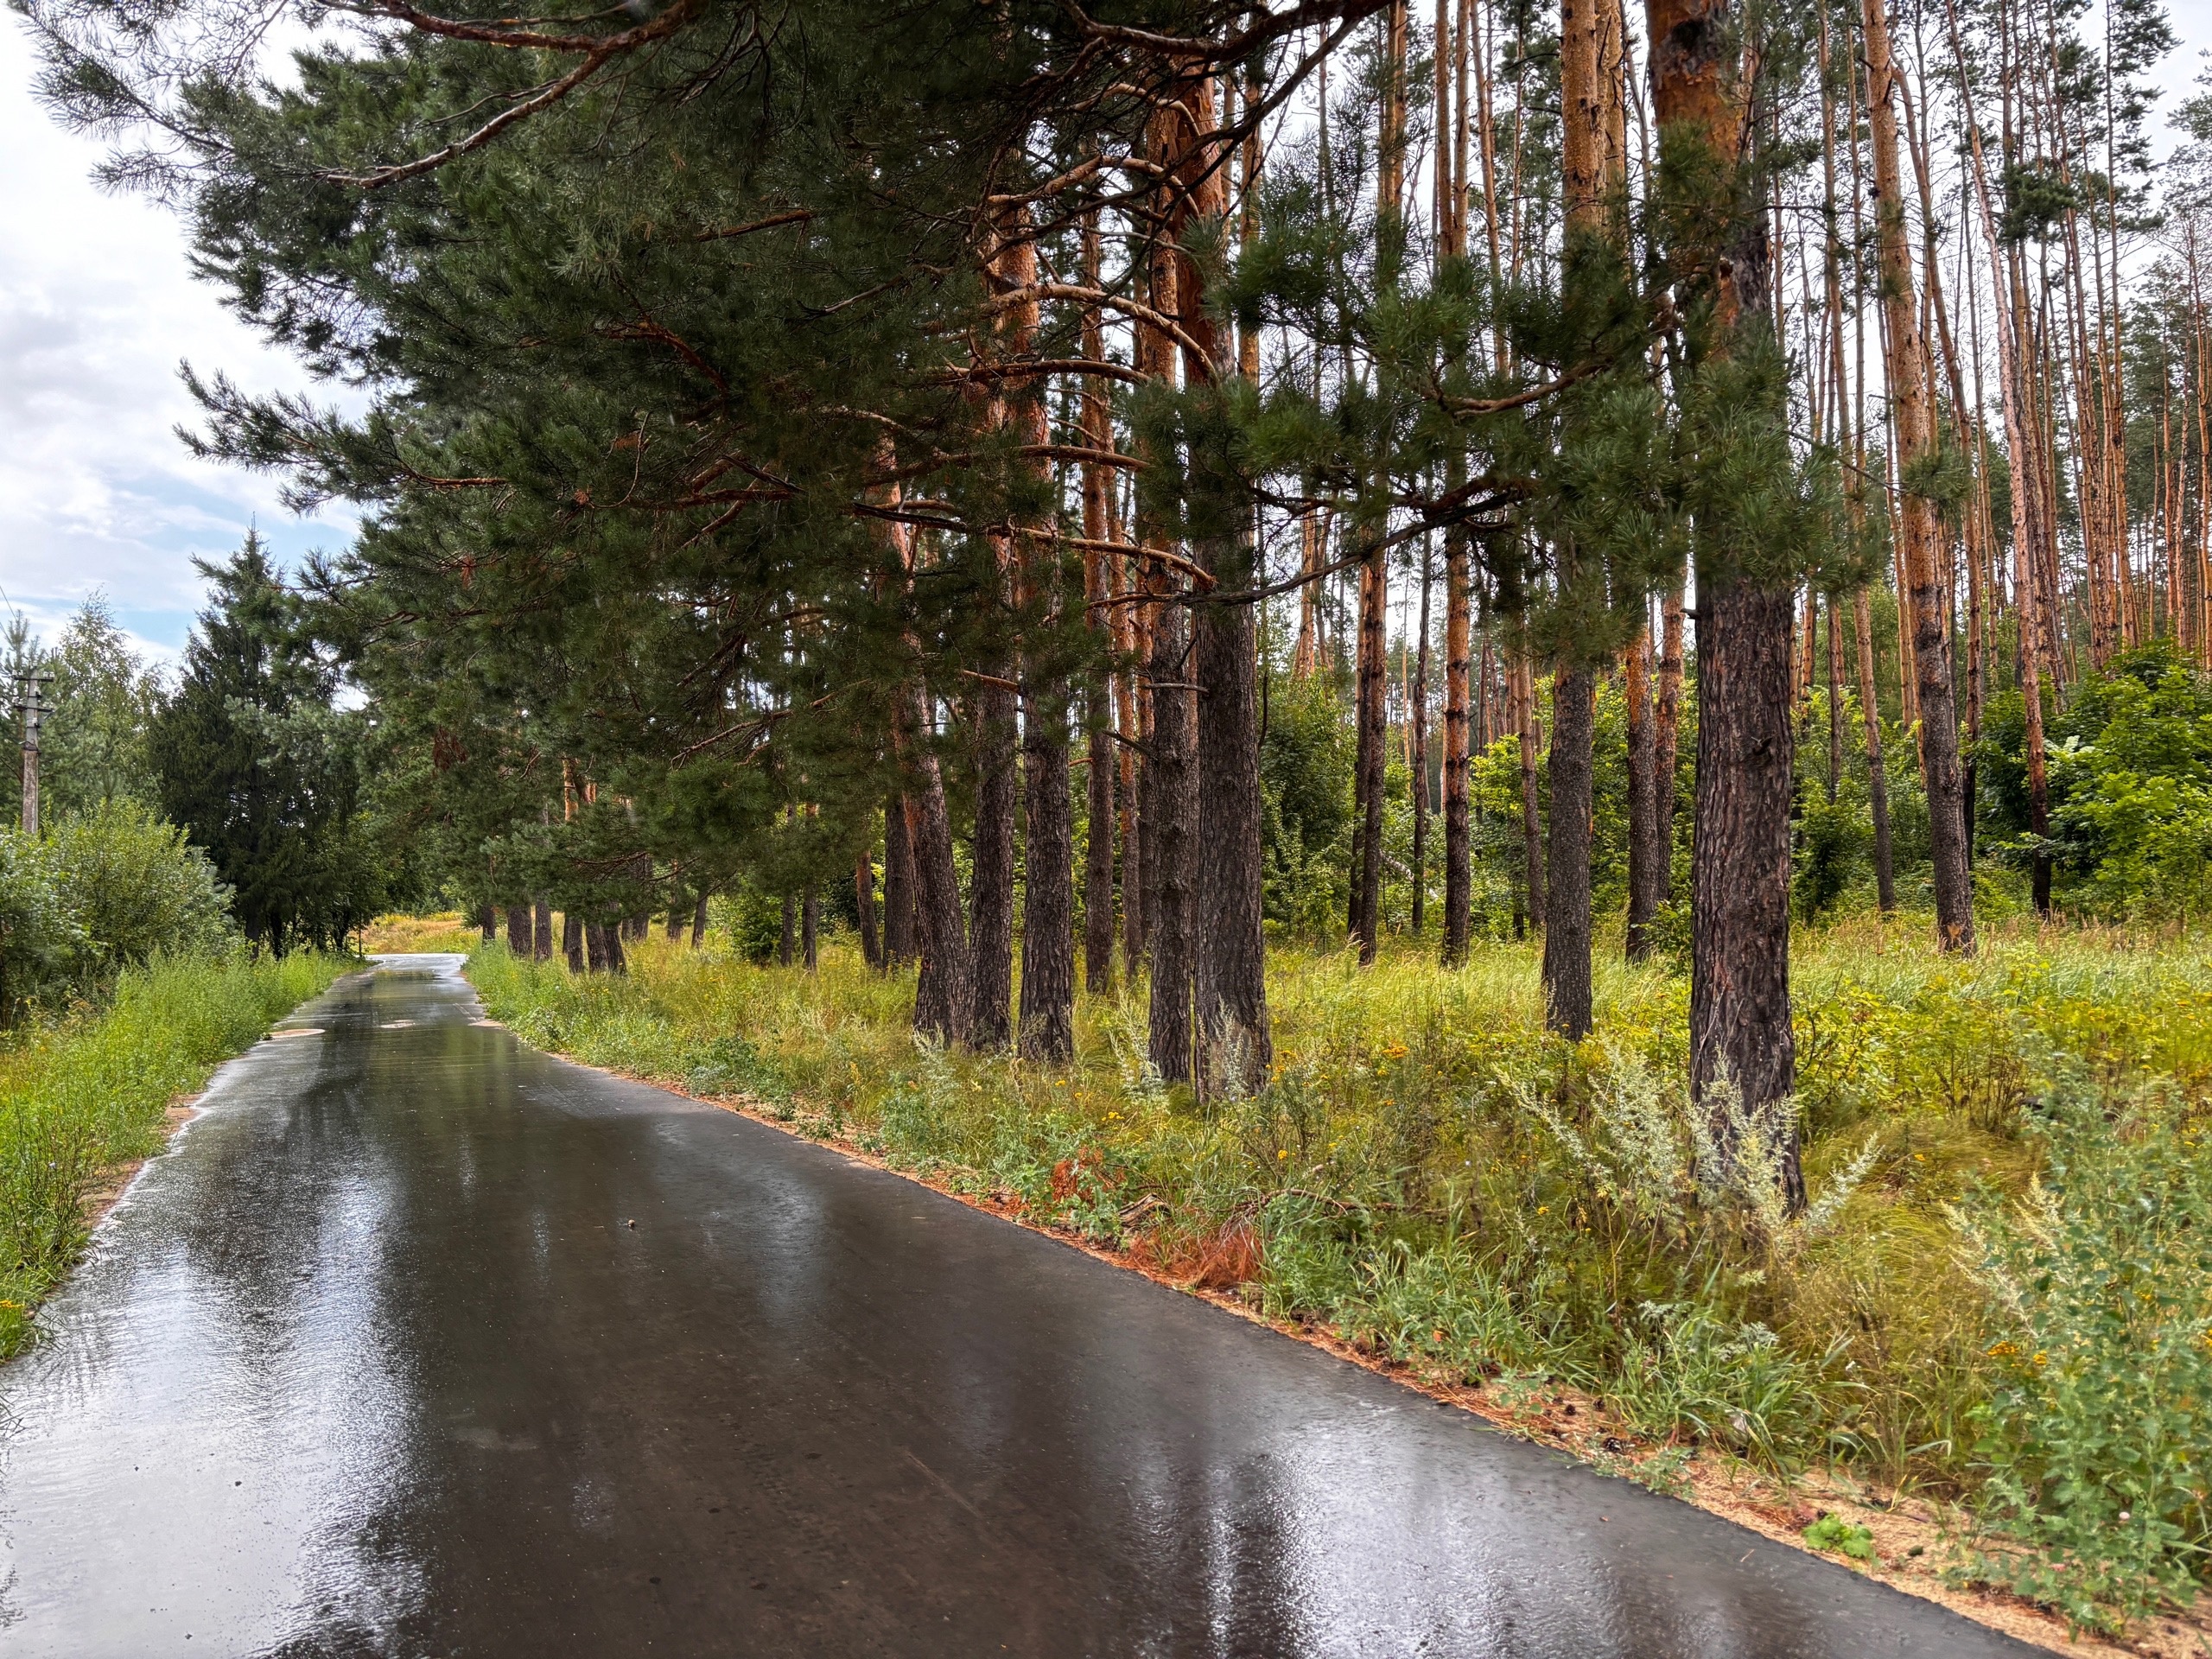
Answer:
[0,956,2031,1657]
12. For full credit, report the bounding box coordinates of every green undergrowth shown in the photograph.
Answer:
[0,950,349,1357]
[465,918,2212,1632]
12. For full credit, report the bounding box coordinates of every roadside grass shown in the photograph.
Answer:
[360,912,479,953]
[0,950,349,1357]
[465,918,2212,1632]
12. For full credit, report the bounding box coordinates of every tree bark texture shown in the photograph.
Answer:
[1543,665,1595,1038]
[1441,525,1473,965]
[689,892,708,950]
[1078,211,1120,997]
[1688,583,1800,1206]
[856,850,881,969]
[1853,588,1897,912]
[1516,657,1546,929]
[1409,548,1432,938]
[1020,695,1077,1063]
[533,899,553,962]
[1647,0,1802,1208]
[882,792,917,968]
[802,884,818,972]
[1862,0,1974,955]
[1352,546,1388,962]
[1654,586,1684,906]
[1176,73,1271,1091]
[1146,606,1197,1085]
[506,904,533,958]
[1624,627,1659,960]
[563,911,583,973]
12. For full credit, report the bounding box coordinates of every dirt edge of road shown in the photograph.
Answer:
[471,1008,2196,1659]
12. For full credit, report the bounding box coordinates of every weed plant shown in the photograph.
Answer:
[465,916,2212,1630]
[0,950,346,1356]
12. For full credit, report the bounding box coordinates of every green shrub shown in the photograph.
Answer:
[1952,1073,2212,1629]
[0,830,84,1018]
[49,799,234,969]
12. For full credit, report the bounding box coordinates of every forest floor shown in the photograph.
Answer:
[418,912,2212,1652]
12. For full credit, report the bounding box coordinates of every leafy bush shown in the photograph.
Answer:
[48,799,233,969]
[1952,1072,2212,1629]
[1979,643,2212,918]
[0,830,84,1018]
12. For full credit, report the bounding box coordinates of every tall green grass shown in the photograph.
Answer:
[467,919,2212,1631]
[0,950,348,1355]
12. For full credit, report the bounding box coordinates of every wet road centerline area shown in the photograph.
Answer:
[0,955,2034,1657]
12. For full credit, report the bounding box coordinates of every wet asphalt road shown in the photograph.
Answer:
[0,955,2032,1658]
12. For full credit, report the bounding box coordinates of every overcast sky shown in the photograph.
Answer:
[0,25,355,668]
[3,12,2209,670]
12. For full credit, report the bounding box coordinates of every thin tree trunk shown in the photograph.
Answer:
[1147,605,1197,1084]
[988,211,1075,1065]
[534,898,553,961]
[1854,588,1897,911]
[1079,208,1119,996]
[1410,540,1432,937]
[802,884,818,972]
[882,792,915,968]
[563,911,584,972]
[1863,0,1974,954]
[1543,665,1595,1037]
[690,891,708,950]
[1625,624,1658,958]
[1516,655,1546,930]
[1442,524,1473,963]
[855,850,880,969]
[1654,586,1683,907]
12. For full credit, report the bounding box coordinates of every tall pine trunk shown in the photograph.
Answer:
[1863,0,1974,955]
[882,792,916,968]
[506,904,532,957]
[1516,656,1546,931]
[1654,587,1683,910]
[1543,665,1595,1036]
[1646,0,1803,1209]
[1624,626,1659,959]
[1442,525,1473,965]
[855,850,880,969]
[1147,605,1197,1084]
[1176,74,1270,1090]
[1079,213,1119,995]
[1854,588,1897,911]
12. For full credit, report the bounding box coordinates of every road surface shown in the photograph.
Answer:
[0,955,2034,1657]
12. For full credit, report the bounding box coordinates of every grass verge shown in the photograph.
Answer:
[0,949,351,1357]
[465,919,2212,1646]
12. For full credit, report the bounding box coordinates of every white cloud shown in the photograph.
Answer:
[0,20,356,662]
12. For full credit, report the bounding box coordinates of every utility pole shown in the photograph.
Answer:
[11,670,53,836]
